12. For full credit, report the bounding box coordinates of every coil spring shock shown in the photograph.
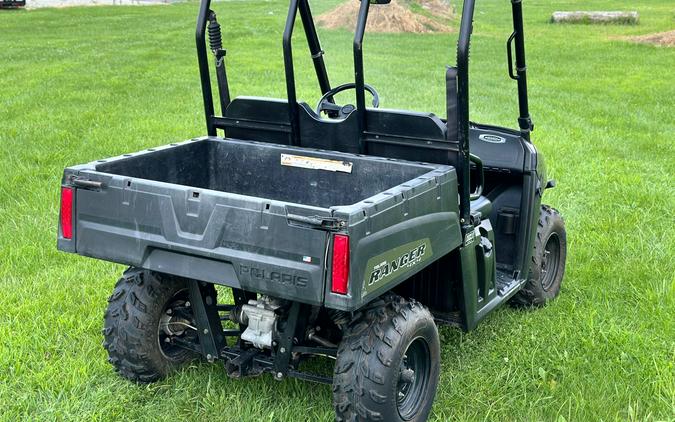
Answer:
[207,11,223,54]
[206,9,230,111]
[327,309,350,330]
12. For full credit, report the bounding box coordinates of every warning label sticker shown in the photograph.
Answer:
[280,154,353,173]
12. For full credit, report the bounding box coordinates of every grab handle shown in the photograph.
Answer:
[469,153,484,201]
[506,31,518,80]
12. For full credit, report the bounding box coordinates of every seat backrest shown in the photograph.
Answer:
[221,97,459,166]
[364,108,458,166]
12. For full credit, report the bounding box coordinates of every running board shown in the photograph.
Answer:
[498,278,521,297]
[476,274,525,321]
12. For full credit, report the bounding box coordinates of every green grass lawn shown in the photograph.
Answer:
[1,0,673,420]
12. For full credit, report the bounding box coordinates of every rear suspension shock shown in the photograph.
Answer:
[207,11,231,114]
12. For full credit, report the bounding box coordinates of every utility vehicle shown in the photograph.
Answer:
[57,0,567,420]
[0,0,25,9]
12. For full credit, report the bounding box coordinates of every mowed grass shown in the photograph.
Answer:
[0,0,673,420]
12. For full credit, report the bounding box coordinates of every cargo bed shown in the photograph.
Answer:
[58,137,462,310]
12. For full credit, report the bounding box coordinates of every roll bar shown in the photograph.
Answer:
[453,0,532,227]
[353,0,370,152]
[196,0,216,136]
[196,0,333,139]
[509,0,533,140]
[455,0,474,226]
[194,0,532,231]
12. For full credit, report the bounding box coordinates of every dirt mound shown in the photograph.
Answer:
[316,0,454,34]
[625,30,675,47]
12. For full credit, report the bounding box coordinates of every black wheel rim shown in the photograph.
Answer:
[396,337,431,420]
[158,289,197,360]
[540,233,561,291]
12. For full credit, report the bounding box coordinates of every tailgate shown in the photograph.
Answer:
[59,169,331,306]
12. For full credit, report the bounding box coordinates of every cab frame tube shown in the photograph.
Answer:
[196,0,216,136]
[455,0,475,232]
[511,0,533,140]
[353,0,370,153]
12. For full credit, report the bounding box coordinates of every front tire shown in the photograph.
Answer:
[333,294,440,422]
[511,205,567,307]
[103,268,198,382]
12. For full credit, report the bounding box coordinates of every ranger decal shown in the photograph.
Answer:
[363,239,433,296]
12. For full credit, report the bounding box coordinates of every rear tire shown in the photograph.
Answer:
[332,294,440,422]
[103,268,198,382]
[511,205,567,307]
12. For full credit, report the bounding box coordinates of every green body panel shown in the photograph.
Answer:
[362,239,433,297]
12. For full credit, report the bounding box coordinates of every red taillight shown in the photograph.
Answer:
[331,234,350,295]
[60,187,74,239]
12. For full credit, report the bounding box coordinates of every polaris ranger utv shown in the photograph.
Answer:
[57,0,567,420]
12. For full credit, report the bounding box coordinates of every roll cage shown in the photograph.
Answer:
[195,0,533,237]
